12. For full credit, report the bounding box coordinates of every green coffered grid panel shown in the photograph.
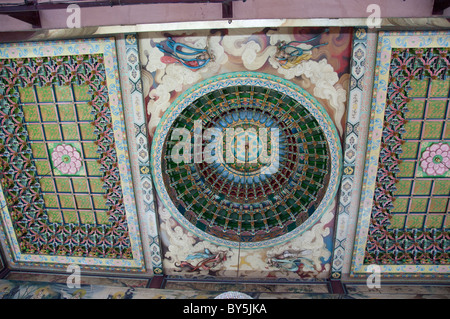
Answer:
[389,78,450,230]
[19,84,109,226]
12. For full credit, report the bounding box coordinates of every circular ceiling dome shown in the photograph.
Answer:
[151,72,342,249]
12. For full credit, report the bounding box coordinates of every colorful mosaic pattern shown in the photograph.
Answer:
[388,77,450,229]
[17,83,109,225]
[364,47,450,265]
[0,38,144,271]
[0,54,130,257]
[121,33,163,274]
[351,31,450,278]
[164,85,330,242]
[152,72,342,249]
[331,27,376,279]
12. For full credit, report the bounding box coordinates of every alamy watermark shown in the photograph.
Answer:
[66,263,81,289]
[66,4,81,29]
[170,120,280,175]
[366,4,381,29]
[366,264,381,289]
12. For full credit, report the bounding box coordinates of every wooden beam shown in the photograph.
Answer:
[2,11,41,28]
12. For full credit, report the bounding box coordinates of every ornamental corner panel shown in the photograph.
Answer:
[351,30,450,278]
[0,38,146,273]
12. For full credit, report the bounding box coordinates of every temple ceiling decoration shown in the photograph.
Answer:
[351,31,450,278]
[0,38,145,272]
[151,72,342,249]
[0,27,448,283]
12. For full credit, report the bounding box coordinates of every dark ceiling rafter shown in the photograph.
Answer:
[0,0,40,28]
[0,0,245,29]
[432,0,450,15]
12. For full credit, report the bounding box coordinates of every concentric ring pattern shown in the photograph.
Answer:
[152,72,342,248]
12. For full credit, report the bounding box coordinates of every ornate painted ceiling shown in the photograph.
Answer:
[0,27,448,292]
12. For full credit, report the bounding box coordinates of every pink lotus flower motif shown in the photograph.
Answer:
[419,143,450,176]
[9,48,19,58]
[52,144,82,175]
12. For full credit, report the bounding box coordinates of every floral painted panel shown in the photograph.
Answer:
[0,38,145,272]
[351,31,450,278]
[140,27,352,279]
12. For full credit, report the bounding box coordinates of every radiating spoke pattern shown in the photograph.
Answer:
[161,82,331,243]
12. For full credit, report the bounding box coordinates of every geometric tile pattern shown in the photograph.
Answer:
[351,31,450,278]
[0,38,144,272]
[164,84,330,241]
[0,54,128,259]
[364,47,450,267]
[20,85,108,226]
[390,77,450,230]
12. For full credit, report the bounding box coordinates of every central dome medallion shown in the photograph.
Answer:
[151,72,342,248]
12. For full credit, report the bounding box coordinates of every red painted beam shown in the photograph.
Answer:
[329,279,346,294]
[148,275,166,289]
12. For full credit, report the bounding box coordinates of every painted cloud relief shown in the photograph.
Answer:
[139,27,352,279]
[140,27,351,140]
